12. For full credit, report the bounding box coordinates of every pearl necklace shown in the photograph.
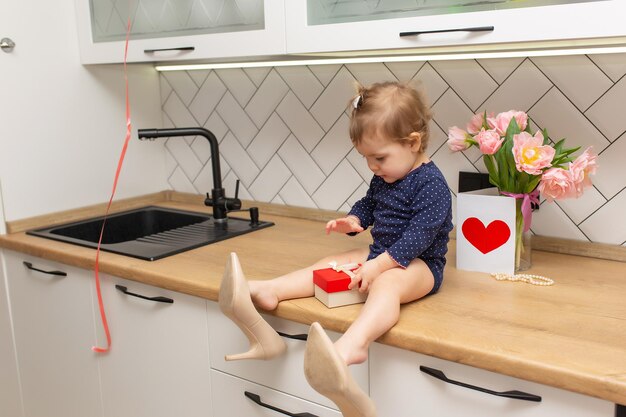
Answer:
[491,273,555,286]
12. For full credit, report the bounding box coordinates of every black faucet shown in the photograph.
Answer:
[137,127,241,222]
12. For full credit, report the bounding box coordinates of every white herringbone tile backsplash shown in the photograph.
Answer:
[159,54,626,246]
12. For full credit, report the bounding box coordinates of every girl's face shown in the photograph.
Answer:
[356,133,428,183]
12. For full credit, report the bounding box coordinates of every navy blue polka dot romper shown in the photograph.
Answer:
[348,161,453,294]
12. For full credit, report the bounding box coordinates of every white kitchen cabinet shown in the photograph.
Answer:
[286,1,626,55]
[3,245,620,417]
[94,274,212,417]
[0,251,23,417]
[3,250,102,417]
[211,368,341,417]
[207,301,369,410]
[74,0,286,64]
[369,342,614,417]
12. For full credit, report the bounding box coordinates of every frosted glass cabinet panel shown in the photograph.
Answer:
[75,0,285,64]
[286,0,626,55]
[307,0,607,25]
[90,0,265,42]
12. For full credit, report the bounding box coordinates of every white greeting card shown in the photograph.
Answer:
[456,188,516,275]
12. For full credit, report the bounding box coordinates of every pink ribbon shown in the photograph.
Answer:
[92,16,133,354]
[501,189,540,232]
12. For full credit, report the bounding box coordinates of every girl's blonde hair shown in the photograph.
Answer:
[349,81,433,152]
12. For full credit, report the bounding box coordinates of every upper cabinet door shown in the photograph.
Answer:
[286,0,626,55]
[75,0,286,64]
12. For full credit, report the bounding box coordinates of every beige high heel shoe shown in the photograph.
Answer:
[304,322,377,417]
[218,252,286,361]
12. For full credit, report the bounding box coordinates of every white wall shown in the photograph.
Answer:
[0,181,6,235]
[0,0,167,223]
[160,57,626,246]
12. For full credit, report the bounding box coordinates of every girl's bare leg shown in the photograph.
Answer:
[219,249,368,361]
[249,248,369,311]
[335,258,435,365]
[303,258,433,414]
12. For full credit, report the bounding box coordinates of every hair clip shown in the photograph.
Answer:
[352,95,362,110]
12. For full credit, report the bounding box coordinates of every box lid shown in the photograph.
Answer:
[313,265,359,293]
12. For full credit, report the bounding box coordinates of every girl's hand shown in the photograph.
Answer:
[349,259,383,293]
[349,252,399,292]
[325,216,364,235]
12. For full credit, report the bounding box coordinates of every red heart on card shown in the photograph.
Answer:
[461,217,511,254]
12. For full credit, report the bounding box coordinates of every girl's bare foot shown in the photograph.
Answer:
[248,281,279,311]
[334,337,369,366]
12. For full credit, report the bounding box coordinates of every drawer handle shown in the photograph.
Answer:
[420,366,541,402]
[277,331,308,341]
[115,285,174,304]
[400,26,494,37]
[244,391,318,417]
[23,261,67,277]
[144,46,195,53]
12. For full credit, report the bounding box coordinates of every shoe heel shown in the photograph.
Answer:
[225,318,286,361]
[225,344,265,361]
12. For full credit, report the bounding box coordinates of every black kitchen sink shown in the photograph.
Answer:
[27,206,273,261]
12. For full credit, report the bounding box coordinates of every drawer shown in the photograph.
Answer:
[207,301,369,409]
[370,343,613,417]
[211,369,340,417]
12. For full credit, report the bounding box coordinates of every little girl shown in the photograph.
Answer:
[219,81,453,417]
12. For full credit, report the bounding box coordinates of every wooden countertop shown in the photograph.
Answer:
[1,194,625,405]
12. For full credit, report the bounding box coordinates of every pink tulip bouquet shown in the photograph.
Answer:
[448,110,597,269]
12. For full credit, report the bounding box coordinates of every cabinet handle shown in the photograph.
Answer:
[244,391,318,417]
[144,46,195,53]
[1,37,16,53]
[420,366,541,402]
[277,331,308,341]
[22,261,67,277]
[400,26,494,37]
[115,285,173,304]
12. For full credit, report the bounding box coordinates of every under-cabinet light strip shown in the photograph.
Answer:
[154,46,626,71]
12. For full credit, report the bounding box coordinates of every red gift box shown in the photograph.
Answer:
[313,263,366,308]
[313,265,359,293]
